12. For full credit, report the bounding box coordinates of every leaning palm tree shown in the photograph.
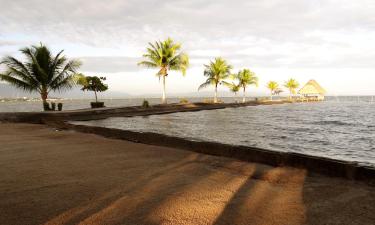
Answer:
[233,69,258,103]
[0,43,81,110]
[284,78,300,100]
[274,88,283,96]
[228,82,240,102]
[267,81,279,101]
[138,38,189,104]
[198,57,232,103]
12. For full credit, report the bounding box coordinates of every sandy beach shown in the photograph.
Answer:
[1,123,374,225]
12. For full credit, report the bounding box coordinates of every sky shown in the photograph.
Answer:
[0,0,375,97]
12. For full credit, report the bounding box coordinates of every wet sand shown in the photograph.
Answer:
[0,123,374,225]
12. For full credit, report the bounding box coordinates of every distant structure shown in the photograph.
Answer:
[298,80,326,101]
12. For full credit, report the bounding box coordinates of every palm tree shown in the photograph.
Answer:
[198,57,232,103]
[138,38,189,104]
[0,43,81,110]
[284,78,300,100]
[274,88,283,96]
[228,82,240,102]
[267,81,279,101]
[233,69,258,103]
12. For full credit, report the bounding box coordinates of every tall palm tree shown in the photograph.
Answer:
[138,38,189,104]
[267,81,279,101]
[198,57,232,103]
[0,43,81,110]
[284,78,299,100]
[233,69,258,103]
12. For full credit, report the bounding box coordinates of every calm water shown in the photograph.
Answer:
[72,98,375,167]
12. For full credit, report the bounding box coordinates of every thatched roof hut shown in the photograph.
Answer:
[298,80,326,101]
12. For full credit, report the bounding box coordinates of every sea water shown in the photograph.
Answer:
[72,98,375,167]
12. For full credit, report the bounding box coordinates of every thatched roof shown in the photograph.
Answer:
[298,80,326,95]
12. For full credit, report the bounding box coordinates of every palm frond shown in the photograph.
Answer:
[1,56,30,75]
[139,38,189,78]
[0,73,36,92]
[201,57,232,90]
[49,75,76,92]
[138,61,158,68]
[1,44,81,100]
[221,80,232,87]
[198,80,212,91]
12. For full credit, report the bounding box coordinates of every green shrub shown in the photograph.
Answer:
[43,102,50,111]
[142,99,150,108]
[50,102,56,111]
[179,98,189,104]
[57,103,63,111]
[91,102,105,108]
[203,98,223,103]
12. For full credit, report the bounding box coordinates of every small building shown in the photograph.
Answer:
[298,80,326,101]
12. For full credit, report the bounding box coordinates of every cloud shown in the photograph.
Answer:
[2,0,375,45]
[0,40,25,47]
[79,56,141,73]
[1,0,375,95]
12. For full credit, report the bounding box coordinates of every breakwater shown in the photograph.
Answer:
[0,101,284,123]
[62,122,375,183]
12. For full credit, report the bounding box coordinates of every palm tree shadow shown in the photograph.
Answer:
[213,167,306,225]
[302,174,375,225]
[78,155,232,224]
[44,153,206,225]
[44,153,235,225]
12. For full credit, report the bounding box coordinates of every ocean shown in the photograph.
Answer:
[70,96,375,167]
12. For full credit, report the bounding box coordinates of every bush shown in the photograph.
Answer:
[179,98,189,104]
[43,102,50,111]
[57,103,63,111]
[203,98,223,104]
[91,102,105,108]
[142,99,150,108]
[50,102,56,111]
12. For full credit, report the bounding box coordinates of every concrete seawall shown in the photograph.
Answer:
[0,101,273,123]
[62,123,375,183]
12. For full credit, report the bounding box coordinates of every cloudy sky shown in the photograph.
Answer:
[1,0,375,96]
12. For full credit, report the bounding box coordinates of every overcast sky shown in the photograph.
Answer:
[1,0,375,96]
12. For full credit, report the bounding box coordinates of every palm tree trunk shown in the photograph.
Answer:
[214,84,218,103]
[270,91,273,101]
[94,90,98,103]
[289,89,292,101]
[41,89,48,111]
[162,75,167,104]
[242,87,246,103]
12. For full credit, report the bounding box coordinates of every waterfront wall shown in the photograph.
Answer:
[63,123,375,183]
[0,101,267,123]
